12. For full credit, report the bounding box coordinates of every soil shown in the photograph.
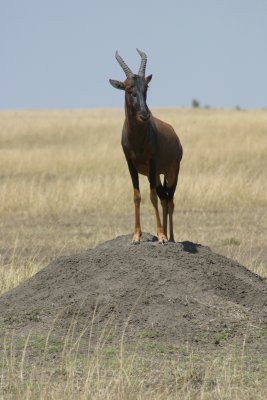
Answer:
[0,234,267,349]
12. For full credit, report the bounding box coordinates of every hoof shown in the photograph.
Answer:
[132,239,140,245]
[132,231,141,244]
[158,234,168,245]
[158,239,168,245]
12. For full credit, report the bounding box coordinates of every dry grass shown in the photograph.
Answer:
[0,108,267,399]
[0,109,266,216]
[1,328,267,400]
[0,108,266,282]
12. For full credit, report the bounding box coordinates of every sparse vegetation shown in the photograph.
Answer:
[0,108,266,398]
[0,109,266,283]
[0,325,267,399]
[192,99,200,108]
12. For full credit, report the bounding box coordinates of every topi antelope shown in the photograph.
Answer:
[109,49,183,244]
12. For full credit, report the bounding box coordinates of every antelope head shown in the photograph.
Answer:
[109,49,153,122]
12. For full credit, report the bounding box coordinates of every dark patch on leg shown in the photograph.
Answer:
[148,159,157,189]
[156,183,168,200]
[127,158,139,190]
[126,158,142,243]
[156,182,176,202]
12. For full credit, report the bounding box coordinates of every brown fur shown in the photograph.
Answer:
[122,102,182,243]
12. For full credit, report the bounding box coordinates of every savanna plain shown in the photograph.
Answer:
[0,108,266,399]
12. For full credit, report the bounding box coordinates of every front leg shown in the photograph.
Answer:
[126,158,142,244]
[149,160,168,244]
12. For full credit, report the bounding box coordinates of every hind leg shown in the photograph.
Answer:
[165,185,177,243]
[168,199,175,242]
[149,161,167,243]
[157,176,175,241]
[165,163,180,242]
[161,199,168,237]
[157,183,168,237]
[156,177,169,239]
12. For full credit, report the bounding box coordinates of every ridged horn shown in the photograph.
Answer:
[136,48,147,77]
[115,51,133,78]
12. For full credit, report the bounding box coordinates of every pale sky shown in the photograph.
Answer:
[1,0,267,109]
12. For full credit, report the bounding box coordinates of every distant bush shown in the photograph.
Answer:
[192,99,200,108]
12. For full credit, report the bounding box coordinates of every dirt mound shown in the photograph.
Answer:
[0,234,267,346]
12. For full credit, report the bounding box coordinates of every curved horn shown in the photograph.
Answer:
[136,48,147,77]
[115,51,133,78]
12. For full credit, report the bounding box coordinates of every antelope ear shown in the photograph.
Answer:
[109,79,125,90]
[146,74,152,84]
